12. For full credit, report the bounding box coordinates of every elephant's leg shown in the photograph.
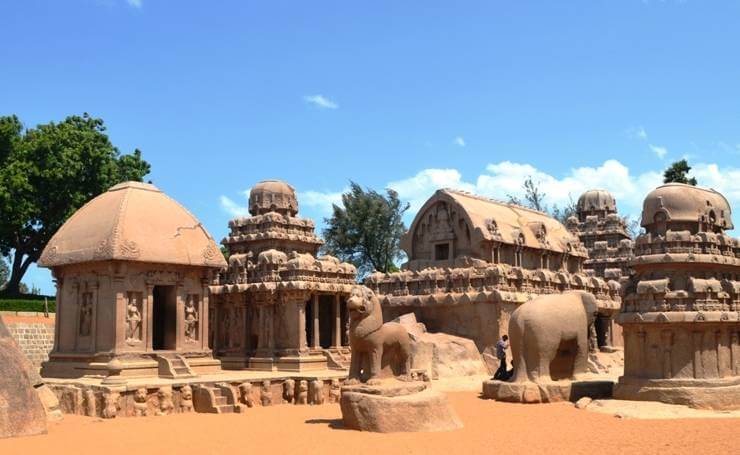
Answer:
[573,330,590,379]
[535,340,554,383]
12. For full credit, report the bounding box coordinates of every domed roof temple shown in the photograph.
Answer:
[366,189,622,359]
[38,181,227,380]
[210,180,356,371]
[614,183,740,409]
[567,189,634,281]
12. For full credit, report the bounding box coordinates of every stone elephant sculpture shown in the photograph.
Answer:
[509,290,598,383]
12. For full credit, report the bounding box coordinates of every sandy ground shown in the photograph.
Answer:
[2,390,738,455]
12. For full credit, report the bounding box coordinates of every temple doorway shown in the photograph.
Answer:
[595,315,610,349]
[318,295,333,348]
[152,285,176,350]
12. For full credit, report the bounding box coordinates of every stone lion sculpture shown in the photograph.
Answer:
[509,290,598,384]
[347,285,411,384]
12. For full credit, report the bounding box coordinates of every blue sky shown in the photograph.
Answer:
[2,0,739,295]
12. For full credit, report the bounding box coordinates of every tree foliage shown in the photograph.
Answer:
[0,256,8,289]
[322,182,409,277]
[0,113,150,296]
[663,159,697,186]
[507,176,576,224]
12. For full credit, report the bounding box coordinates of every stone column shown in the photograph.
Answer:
[200,279,209,352]
[113,277,126,352]
[51,275,62,354]
[175,282,185,351]
[332,294,341,348]
[298,300,308,353]
[145,284,154,351]
[312,293,320,349]
[90,281,99,353]
[72,281,81,350]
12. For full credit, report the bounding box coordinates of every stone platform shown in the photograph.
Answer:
[340,379,463,433]
[613,377,740,410]
[482,379,614,403]
[44,368,348,419]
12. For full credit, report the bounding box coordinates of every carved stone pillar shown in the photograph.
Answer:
[51,274,62,354]
[312,293,320,349]
[175,282,185,351]
[297,300,308,354]
[145,284,154,351]
[113,277,126,352]
[90,281,99,353]
[332,294,341,348]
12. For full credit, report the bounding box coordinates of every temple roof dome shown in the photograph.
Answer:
[249,179,299,216]
[577,189,617,214]
[39,181,227,268]
[641,183,733,231]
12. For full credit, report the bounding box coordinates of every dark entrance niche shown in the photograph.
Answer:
[595,315,610,349]
[435,243,450,260]
[152,285,176,350]
[319,295,333,348]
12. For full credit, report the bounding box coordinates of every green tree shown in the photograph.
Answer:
[0,256,8,289]
[663,159,697,185]
[507,176,577,224]
[0,114,151,296]
[323,182,409,277]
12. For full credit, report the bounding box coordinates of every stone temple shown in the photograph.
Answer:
[567,189,634,281]
[567,189,634,349]
[38,181,227,380]
[615,183,740,409]
[209,180,356,371]
[366,188,622,366]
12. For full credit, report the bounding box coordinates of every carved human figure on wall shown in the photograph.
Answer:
[156,387,175,416]
[309,379,324,405]
[239,382,254,408]
[133,388,148,416]
[296,380,308,405]
[102,392,119,419]
[180,385,194,413]
[283,379,295,404]
[184,295,199,343]
[126,293,142,342]
[260,380,272,406]
[329,379,341,403]
[79,293,93,337]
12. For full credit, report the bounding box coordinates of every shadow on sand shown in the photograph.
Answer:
[304,418,345,429]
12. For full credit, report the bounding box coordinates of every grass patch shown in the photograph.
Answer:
[0,297,56,313]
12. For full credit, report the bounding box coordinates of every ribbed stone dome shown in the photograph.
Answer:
[577,189,617,214]
[248,180,299,216]
[641,183,733,231]
[38,181,227,268]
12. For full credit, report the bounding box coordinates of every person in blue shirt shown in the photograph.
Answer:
[493,334,509,380]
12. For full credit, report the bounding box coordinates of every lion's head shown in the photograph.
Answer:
[347,285,384,337]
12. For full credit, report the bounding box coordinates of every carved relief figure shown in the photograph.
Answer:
[260,380,272,406]
[239,382,254,407]
[184,295,199,343]
[84,389,96,416]
[329,379,341,403]
[102,392,119,419]
[346,285,412,384]
[282,379,295,404]
[79,293,93,337]
[126,292,142,342]
[296,380,308,405]
[156,387,174,416]
[180,385,194,413]
[133,388,149,416]
[309,379,324,405]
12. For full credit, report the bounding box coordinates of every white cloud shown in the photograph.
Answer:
[298,190,345,216]
[628,126,648,140]
[649,144,668,159]
[127,0,142,8]
[222,160,740,235]
[454,136,466,147]
[303,95,338,110]
[219,195,248,218]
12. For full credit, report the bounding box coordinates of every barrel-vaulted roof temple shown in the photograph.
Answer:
[31,178,740,417]
[366,188,623,357]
